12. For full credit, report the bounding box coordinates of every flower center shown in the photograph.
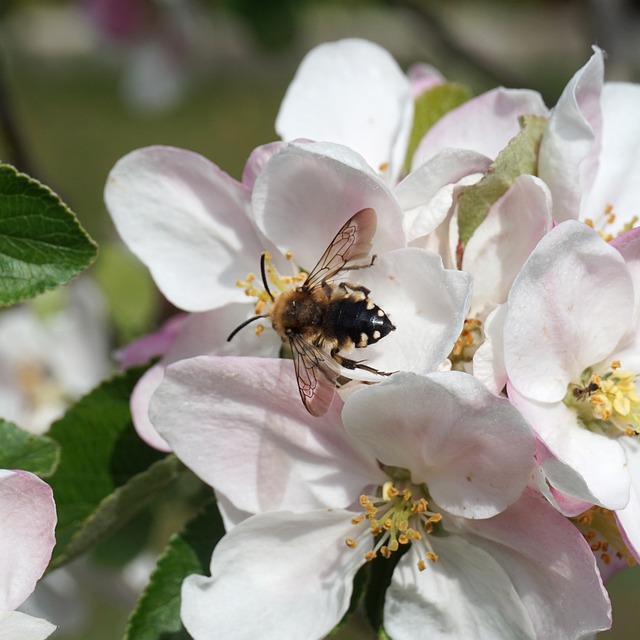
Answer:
[449,318,483,370]
[584,203,638,242]
[574,506,636,569]
[565,361,640,437]
[345,479,443,572]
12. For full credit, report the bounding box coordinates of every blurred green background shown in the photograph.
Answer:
[2,0,640,637]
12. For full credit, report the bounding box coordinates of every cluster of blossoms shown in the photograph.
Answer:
[105,39,640,638]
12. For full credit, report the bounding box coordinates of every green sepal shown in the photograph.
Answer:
[0,163,97,306]
[457,114,548,247]
[404,82,472,173]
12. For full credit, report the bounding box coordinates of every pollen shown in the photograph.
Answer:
[346,480,442,572]
[449,318,483,370]
[584,204,638,242]
[566,363,640,437]
[574,506,636,568]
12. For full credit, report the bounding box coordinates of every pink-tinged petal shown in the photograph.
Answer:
[353,248,472,374]
[407,62,445,99]
[505,221,634,402]
[581,83,640,233]
[252,141,405,271]
[130,304,281,451]
[508,384,630,509]
[0,471,56,610]
[105,146,263,311]
[181,510,368,640]
[460,488,612,639]
[150,357,385,514]
[463,175,553,318]
[241,141,287,189]
[0,611,55,639]
[412,87,548,168]
[473,304,508,395]
[343,371,535,518]
[117,313,187,369]
[275,38,413,182]
[616,438,640,561]
[612,227,640,335]
[395,148,491,242]
[539,48,604,223]
[384,536,534,640]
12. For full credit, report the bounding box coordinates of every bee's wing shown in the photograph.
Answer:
[303,208,377,291]
[289,334,340,417]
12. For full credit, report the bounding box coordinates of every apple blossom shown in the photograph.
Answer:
[476,220,640,559]
[0,470,57,639]
[148,359,610,639]
[106,139,473,444]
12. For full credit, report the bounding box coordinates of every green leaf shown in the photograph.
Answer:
[0,163,97,306]
[457,114,548,247]
[404,82,472,173]
[0,418,60,477]
[125,500,224,640]
[46,367,171,568]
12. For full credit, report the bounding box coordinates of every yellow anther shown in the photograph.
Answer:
[345,538,357,548]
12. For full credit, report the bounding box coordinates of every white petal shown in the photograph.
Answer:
[343,371,535,518]
[241,141,287,189]
[0,611,55,640]
[352,248,472,374]
[150,356,384,514]
[539,48,604,223]
[0,471,56,610]
[129,304,281,451]
[616,438,640,560]
[181,510,368,640]
[276,38,413,182]
[384,536,534,640]
[508,384,630,509]
[252,141,405,271]
[463,175,553,318]
[412,87,548,168]
[460,488,611,639]
[583,83,640,233]
[105,146,263,311]
[472,303,508,394]
[395,148,491,242]
[505,221,634,402]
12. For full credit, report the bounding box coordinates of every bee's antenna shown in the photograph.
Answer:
[227,315,268,342]
[260,253,274,301]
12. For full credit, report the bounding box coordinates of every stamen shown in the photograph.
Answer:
[584,204,638,242]
[574,506,636,568]
[449,318,483,370]
[347,480,443,571]
[566,363,640,437]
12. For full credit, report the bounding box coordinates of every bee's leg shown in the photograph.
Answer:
[331,349,393,377]
[342,254,377,272]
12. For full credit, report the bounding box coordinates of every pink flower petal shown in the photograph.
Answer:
[276,38,413,182]
[505,221,634,402]
[539,48,604,223]
[252,141,405,272]
[412,87,548,168]
[105,146,263,311]
[0,471,56,610]
[149,356,385,514]
[342,371,535,518]
[181,510,368,640]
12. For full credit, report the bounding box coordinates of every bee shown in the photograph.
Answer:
[227,208,395,416]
